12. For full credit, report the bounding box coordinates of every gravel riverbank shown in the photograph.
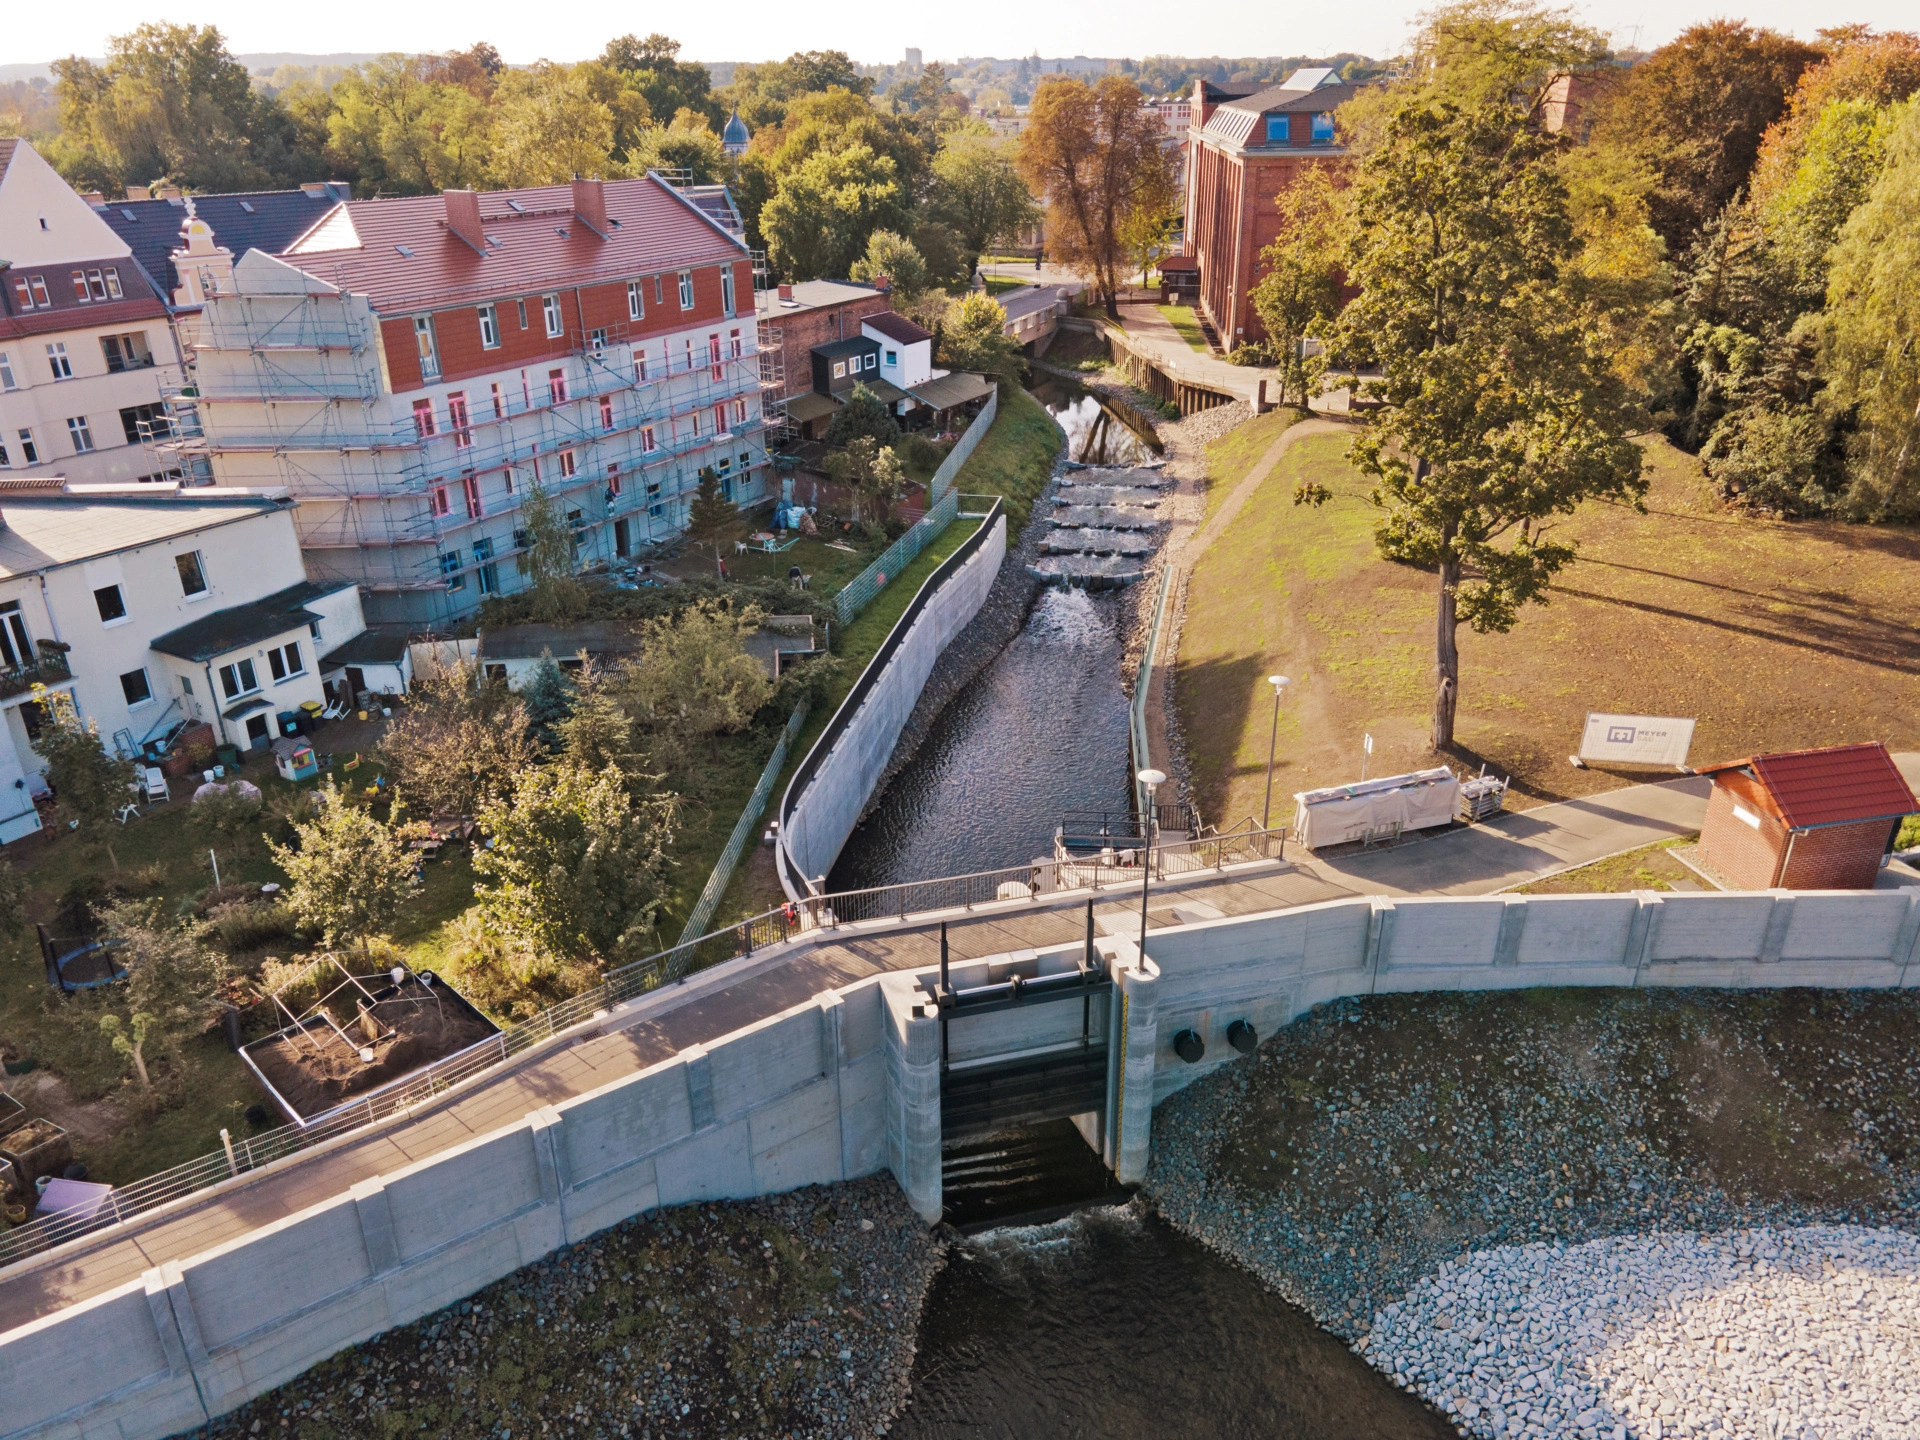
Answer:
[202,1175,943,1440]
[1365,1225,1920,1440]
[1145,988,1920,1376]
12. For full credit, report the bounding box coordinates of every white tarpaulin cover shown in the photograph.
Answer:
[1577,713,1696,769]
[1292,767,1460,849]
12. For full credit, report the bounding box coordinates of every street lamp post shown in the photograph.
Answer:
[1261,675,1290,834]
[1137,767,1166,961]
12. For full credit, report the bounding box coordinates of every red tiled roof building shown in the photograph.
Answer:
[1694,743,1917,890]
[177,175,769,626]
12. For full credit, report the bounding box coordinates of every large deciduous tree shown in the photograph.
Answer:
[1018,76,1174,317]
[1249,167,1348,407]
[473,762,677,968]
[598,34,723,131]
[1820,98,1920,518]
[268,784,418,958]
[930,131,1039,259]
[760,143,908,281]
[1590,20,1822,256]
[1323,97,1646,750]
[377,662,539,816]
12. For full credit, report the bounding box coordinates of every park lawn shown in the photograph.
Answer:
[1158,304,1211,353]
[1514,837,1703,895]
[653,531,884,592]
[1175,431,1920,828]
[1197,405,1310,528]
[983,275,1034,297]
[948,386,1062,537]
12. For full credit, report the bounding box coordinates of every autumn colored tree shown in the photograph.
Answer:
[1018,76,1175,316]
[1746,28,1920,213]
[1590,21,1822,255]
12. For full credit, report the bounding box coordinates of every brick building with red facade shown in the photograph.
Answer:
[1695,743,1917,891]
[1182,68,1365,349]
[754,279,899,420]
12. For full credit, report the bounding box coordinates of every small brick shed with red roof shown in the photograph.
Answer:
[1695,742,1917,890]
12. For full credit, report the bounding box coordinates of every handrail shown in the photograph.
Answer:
[776,497,1005,899]
[1131,562,1175,818]
[0,812,1287,1276]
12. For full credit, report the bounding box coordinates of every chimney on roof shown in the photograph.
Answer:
[778,283,794,301]
[157,185,183,202]
[80,191,104,207]
[126,184,150,201]
[571,177,607,236]
[443,189,485,254]
[872,274,890,292]
[300,182,328,198]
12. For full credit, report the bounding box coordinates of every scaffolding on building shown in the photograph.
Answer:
[172,288,777,624]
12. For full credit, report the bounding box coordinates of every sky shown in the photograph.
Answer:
[6,0,1912,68]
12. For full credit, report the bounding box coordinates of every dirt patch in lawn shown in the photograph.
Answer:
[1175,431,1920,827]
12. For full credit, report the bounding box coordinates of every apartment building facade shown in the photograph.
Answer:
[0,487,366,842]
[176,175,770,627]
[0,140,187,486]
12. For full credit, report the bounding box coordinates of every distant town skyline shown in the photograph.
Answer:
[7,0,1914,74]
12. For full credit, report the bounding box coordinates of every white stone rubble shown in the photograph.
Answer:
[1362,1226,1920,1440]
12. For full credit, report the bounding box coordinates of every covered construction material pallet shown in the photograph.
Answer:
[1292,767,1459,849]
[1457,774,1511,824]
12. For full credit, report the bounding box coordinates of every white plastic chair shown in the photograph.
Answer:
[139,767,169,803]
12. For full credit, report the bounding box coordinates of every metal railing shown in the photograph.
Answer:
[832,488,960,625]
[0,649,71,702]
[1131,562,1175,818]
[0,811,1287,1275]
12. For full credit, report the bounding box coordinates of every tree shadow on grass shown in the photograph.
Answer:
[1173,651,1286,821]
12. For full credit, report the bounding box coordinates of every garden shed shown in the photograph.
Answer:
[1695,742,1917,890]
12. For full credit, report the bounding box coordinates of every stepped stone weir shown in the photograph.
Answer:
[1051,504,1161,530]
[1041,528,1159,556]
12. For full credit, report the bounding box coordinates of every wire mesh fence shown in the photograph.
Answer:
[676,704,809,946]
[831,488,960,625]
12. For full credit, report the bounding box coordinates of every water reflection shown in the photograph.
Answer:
[828,587,1132,889]
[897,1206,1454,1440]
[1030,379,1162,466]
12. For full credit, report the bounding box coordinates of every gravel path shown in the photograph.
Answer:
[202,1176,943,1440]
[1363,1226,1920,1440]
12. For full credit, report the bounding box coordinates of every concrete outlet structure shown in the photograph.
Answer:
[8,884,1920,1437]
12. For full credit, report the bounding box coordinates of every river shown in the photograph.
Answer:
[826,383,1447,1436]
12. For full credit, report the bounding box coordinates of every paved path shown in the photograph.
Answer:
[0,772,1713,1335]
[1107,301,1285,406]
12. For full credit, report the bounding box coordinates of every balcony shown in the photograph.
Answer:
[0,648,73,702]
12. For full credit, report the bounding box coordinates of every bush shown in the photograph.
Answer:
[896,433,948,473]
[204,900,300,956]
[1227,340,1280,367]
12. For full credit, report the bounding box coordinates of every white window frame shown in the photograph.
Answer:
[720,266,735,316]
[677,271,694,310]
[175,550,209,599]
[0,352,15,391]
[478,303,500,349]
[119,667,154,708]
[267,641,304,683]
[627,280,644,321]
[46,343,71,380]
[219,658,260,699]
[13,429,38,466]
[67,416,95,454]
[543,294,564,338]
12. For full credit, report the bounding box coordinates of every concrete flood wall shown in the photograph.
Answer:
[779,512,1007,894]
[12,885,1920,1438]
[1,982,895,1440]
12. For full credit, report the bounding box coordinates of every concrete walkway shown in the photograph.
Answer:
[1108,300,1285,406]
[0,772,1714,1335]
